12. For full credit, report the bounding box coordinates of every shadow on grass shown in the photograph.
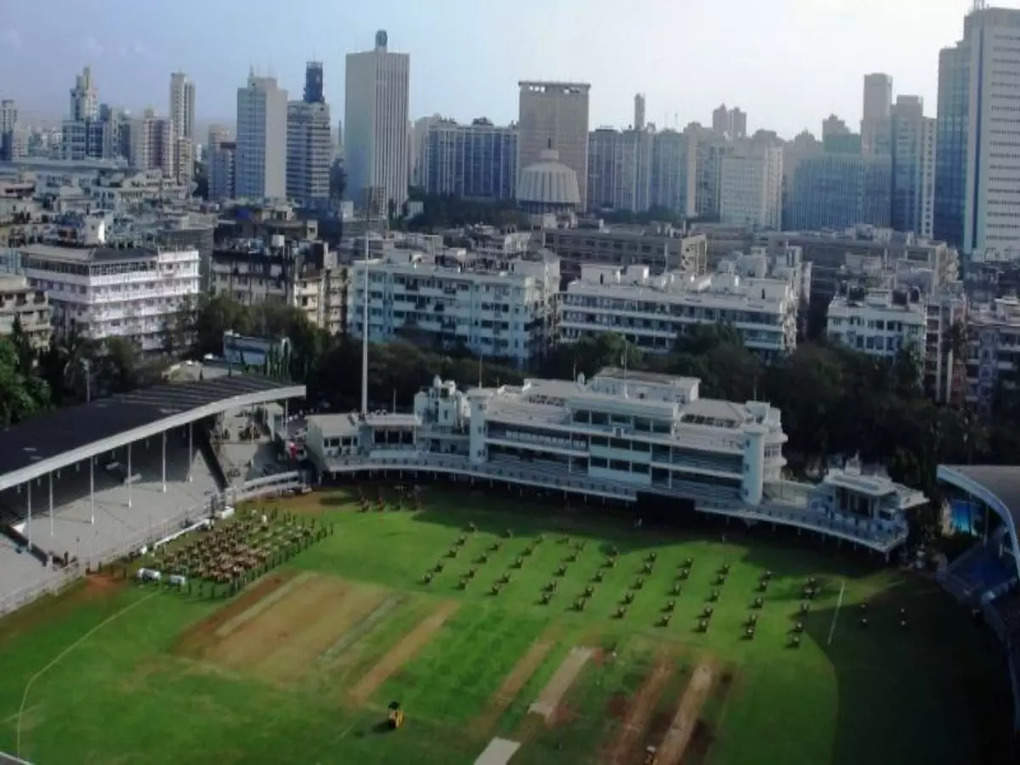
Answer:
[800,578,1013,765]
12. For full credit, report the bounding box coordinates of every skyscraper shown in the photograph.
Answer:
[0,100,16,161]
[517,81,590,207]
[207,124,235,201]
[861,73,892,156]
[650,129,696,217]
[128,109,172,175]
[634,93,645,130]
[891,95,935,238]
[236,72,288,199]
[169,72,195,140]
[287,62,332,208]
[711,104,747,140]
[345,30,410,214]
[304,60,324,104]
[719,140,783,229]
[935,6,1020,254]
[422,118,517,200]
[788,153,892,229]
[70,66,98,121]
[585,123,652,213]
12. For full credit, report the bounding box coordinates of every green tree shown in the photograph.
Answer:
[0,337,50,426]
[194,294,253,357]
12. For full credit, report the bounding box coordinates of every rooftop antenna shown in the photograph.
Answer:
[361,235,369,416]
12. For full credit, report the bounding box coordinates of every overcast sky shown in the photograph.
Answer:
[0,0,999,139]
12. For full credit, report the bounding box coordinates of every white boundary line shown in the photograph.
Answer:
[16,591,158,756]
[826,580,846,646]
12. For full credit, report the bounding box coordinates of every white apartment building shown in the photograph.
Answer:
[719,143,782,230]
[827,290,927,359]
[168,72,195,142]
[18,240,199,352]
[306,369,927,554]
[236,74,288,200]
[344,30,409,213]
[966,296,1020,411]
[347,251,560,364]
[0,274,51,350]
[128,112,172,177]
[560,259,799,358]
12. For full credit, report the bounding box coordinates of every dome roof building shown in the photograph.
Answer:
[516,146,580,214]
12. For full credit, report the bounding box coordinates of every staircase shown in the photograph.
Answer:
[196,423,229,492]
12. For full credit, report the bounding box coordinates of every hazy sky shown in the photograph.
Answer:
[0,0,999,139]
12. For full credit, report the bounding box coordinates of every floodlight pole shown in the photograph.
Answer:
[162,431,167,493]
[127,442,132,509]
[49,472,53,538]
[26,480,31,549]
[89,456,95,525]
[188,423,193,482]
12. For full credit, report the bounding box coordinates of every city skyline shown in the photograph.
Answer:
[0,0,992,138]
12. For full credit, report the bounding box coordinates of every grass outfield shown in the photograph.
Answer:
[0,485,1011,764]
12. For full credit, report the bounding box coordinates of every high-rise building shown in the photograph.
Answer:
[304,60,324,104]
[0,99,16,161]
[345,30,410,214]
[890,95,935,238]
[585,125,652,213]
[422,118,517,200]
[286,100,332,208]
[711,104,747,140]
[128,110,172,175]
[686,123,729,220]
[517,81,590,207]
[70,66,98,122]
[169,72,195,141]
[634,93,645,130]
[861,73,893,156]
[719,141,783,229]
[788,153,892,230]
[935,6,1020,255]
[235,72,287,200]
[650,129,696,216]
[209,140,236,201]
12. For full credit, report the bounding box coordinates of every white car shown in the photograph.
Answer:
[136,567,162,582]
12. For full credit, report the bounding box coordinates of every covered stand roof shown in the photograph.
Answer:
[0,375,305,491]
[938,465,1020,533]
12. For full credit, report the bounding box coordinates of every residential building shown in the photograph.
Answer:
[286,101,332,208]
[169,72,195,142]
[207,126,234,201]
[422,118,517,200]
[890,95,936,238]
[517,81,590,207]
[861,73,893,157]
[925,288,967,405]
[822,114,850,141]
[560,255,800,359]
[687,124,728,220]
[827,289,927,360]
[169,72,195,186]
[586,125,653,213]
[634,93,646,130]
[410,114,441,187]
[128,110,172,175]
[236,73,288,200]
[712,104,747,140]
[308,368,927,555]
[69,66,98,122]
[0,100,16,161]
[17,237,199,352]
[210,238,344,334]
[788,153,892,230]
[346,250,560,365]
[935,6,1020,255]
[0,274,50,350]
[719,141,782,229]
[650,129,696,217]
[345,30,410,214]
[966,297,1020,412]
[539,226,708,283]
